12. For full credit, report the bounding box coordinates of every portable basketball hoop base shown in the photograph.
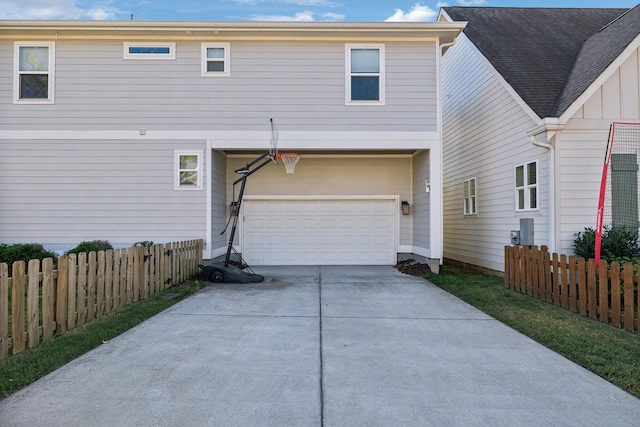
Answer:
[204,143,299,284]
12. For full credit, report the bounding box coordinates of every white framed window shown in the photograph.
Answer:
[174,150,203,190]
[463,177,477,215]
[201,43,230,76]
[515,161,538,211]
[14,42,55,104]
[123,42,176,60]
[345,44,385,105]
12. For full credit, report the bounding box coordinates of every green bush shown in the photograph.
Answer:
[0,243,58,265]
[65,240,113,256]
[573,226,640,262]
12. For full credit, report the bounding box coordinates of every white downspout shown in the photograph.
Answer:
[529,120,562,253]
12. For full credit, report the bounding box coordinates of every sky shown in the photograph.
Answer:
[0,0,638,22]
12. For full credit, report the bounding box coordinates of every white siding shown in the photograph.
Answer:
[442,36,547,271]
[210,150,227,254]
[0,40,438,133]
[0,139,207,250]
[412,150,430,251]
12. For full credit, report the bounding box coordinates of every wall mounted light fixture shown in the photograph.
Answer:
[401,201,410,215]
[425,180,431,193]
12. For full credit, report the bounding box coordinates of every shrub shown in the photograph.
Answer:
[0,243,58,265]
[573,226,640,262]
[65,240,113,256]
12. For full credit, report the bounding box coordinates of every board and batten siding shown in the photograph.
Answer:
[0,40,438,132]
[0,139,207,251]
[221,155,412,253]
[210,150,228,257]
[442,35,548,271]
[557,46,640,254]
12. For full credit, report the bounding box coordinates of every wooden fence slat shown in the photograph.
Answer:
[587,259,597,320]
[77,253,87,326]
[113,249,121,310]
[104,250,113,314]
[0,263,9,360]
[551,253,560,305]
[67,254,77,331]
[623,264,635,332]
[42,258,55,342]
[598,260,609,324]
[126,249,135,305]
[578,257,587,316]
[610,262,621,328]
[568,256,577,313]
[560,254,568,309]
[504,247,510,288]
[12,261,26,355]
[27,259,40,349]
[120,250,128,307]
[87,252,96,322]
[56,256,69,335]
[97,251,105,318]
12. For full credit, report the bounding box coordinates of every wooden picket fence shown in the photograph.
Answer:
[0,239,203,361]
[504,245,639,334]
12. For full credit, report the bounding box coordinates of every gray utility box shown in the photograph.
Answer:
[511,218,534,246]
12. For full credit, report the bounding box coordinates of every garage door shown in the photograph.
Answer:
[242,199,396,265]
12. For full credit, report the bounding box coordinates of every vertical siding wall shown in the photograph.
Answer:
[558,47,640,254]
[210,150,228,253]
[0,139,207,250]
[442,37,548,271]
[0,40,438,132]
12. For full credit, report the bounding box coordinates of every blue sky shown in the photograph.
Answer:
[0,0,637,21]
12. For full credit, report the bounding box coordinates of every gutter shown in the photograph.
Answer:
[527,118,564,253]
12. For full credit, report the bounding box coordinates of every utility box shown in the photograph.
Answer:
[511,218,534,246]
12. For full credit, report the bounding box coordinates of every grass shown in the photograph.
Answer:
[0,279,208,398]
[427,265,640,398]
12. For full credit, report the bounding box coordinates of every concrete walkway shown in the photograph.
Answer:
[1,266,639,426]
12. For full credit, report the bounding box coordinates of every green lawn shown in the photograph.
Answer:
[427,265,640,398]
[0,279,207,398]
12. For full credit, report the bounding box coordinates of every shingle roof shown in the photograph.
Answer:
[442,6,639,118]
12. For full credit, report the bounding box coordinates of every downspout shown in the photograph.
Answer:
[528,118,563,253]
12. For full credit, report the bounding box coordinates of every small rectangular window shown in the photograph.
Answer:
[515,161,538,211]
[463,177,477,215]
[346,44,385,105]
[201,43,230,76]
[175,150,203,190]
[14,42,55,104]
[124,42,176,60]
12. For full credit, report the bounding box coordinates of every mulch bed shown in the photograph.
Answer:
[394,259,431,276]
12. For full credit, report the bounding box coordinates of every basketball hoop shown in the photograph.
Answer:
[277,152,300,174]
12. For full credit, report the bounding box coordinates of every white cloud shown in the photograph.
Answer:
[385,3,437,22]
[250,10,316,21]
[322,12,345,21]
[457,0,486,5]
[229,0,340,6]
[0,0,120,19]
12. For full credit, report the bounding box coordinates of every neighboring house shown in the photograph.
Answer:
[438,6,640,272]
[0,20,464,269]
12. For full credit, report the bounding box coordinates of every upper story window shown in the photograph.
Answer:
[123,42,176,60]
[346,44,385,105]
[515,161,538,211]
[175,150,203,190]
[14,42,55,104]
[201,43,230,76]
[463,177,477,215]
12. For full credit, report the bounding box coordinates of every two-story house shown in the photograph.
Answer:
[0,20,464,269]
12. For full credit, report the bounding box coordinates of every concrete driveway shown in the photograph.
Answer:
[1,266,639,426]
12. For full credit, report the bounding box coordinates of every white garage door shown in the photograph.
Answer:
[242,199,396,265]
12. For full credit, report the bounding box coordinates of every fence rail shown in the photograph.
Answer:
[504,245,639,334]
[0,239,203,361]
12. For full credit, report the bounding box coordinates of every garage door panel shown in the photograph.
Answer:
[243,199,396,265]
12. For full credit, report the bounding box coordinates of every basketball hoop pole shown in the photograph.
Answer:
[223,151,276,268]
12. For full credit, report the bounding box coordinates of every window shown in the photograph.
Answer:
[174,150,203,190]
[123,42,176,60]
[346,44,385,105]
[201,43,230,76]
[463,177,477,215]
[14,42,55,103]
[515,161,538,211]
